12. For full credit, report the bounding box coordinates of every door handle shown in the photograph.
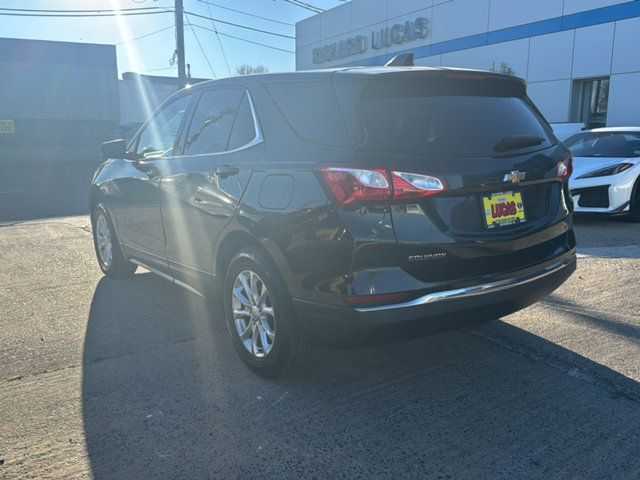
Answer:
[212,165,239,179]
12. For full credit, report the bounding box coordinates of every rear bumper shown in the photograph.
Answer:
[294,251,576,345]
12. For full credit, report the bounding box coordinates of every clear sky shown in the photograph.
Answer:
[0,0,344,79]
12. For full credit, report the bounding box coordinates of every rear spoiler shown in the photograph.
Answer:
[350,70,527,99]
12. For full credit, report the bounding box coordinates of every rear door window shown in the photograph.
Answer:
[335,76,554,158]
[182,88,244,156]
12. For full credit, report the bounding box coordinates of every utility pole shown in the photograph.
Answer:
[175,0,186,90]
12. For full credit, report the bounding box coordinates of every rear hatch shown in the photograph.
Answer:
[333,69,572,283]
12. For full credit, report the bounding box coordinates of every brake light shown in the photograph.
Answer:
[557,151,573,182]
[317,167,390,206]
[318,166,447,207]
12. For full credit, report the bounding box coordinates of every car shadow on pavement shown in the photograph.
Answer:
[82,273,640,480]
[544,294,640,343]
[572,214,640,249]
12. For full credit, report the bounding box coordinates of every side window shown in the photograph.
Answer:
[182,89,243,155]
[267,81,352,148]
[228,93,257,151]
[136,95,191,159]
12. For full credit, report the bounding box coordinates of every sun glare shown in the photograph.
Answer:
[109,0,158,123]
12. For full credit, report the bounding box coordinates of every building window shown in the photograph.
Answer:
[572,77,610,129]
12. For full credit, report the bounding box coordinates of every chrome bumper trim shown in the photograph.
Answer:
[355,257,575,313]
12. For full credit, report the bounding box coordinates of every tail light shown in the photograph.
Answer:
[317,167,390,206]
[557,151,573,182]
[318,166,447,207]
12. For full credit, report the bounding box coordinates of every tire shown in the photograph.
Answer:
[223,246,311,378]
[627,177,640,222]
[91,204,137,278]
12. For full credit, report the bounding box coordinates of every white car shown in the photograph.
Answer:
[566,127,640,221]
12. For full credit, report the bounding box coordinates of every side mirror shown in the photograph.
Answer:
[100,139,127,160]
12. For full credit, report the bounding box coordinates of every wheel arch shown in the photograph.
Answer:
[628,173,640,221]
[88,189,125,252]
[88,185,103,214]
[213,220,296,302]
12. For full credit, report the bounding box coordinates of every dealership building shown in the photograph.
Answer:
[296,0,640,129]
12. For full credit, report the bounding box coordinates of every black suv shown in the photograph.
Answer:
[91,67,576,377]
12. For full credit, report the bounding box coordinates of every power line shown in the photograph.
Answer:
[297,0,325,8]
[196,0,294,27]
[0,10,171,18]
[140,66,177,73]
[184,11,294,39]
[185,16,217,79]
[0,6,165,13]
[281,0,324,13]
[204,2,232,76]
[190,24,294,54]
[296,0,326,10]
[116,24,174,45]
[2,2,296,76]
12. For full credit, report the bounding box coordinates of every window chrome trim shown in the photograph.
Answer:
[355,257,576,313]
[173,88,264,159]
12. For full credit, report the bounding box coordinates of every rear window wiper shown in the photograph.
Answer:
[493,135,545,153]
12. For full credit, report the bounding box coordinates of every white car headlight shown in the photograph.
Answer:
[576,163,633,179]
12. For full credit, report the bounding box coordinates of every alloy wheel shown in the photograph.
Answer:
[231,269,276,358]
[95,214,113,268]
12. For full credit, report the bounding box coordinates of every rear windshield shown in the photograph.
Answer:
[335,76,554,158]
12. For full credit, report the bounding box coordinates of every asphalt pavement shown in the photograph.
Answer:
[1,213,639,479]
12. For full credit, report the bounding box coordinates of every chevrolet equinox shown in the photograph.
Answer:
[91,66,576,377]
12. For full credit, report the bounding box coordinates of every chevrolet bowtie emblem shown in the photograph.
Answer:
[503,170,526,183]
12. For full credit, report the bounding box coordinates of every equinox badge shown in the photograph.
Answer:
[503,170,526,184]
[408,252,447,262]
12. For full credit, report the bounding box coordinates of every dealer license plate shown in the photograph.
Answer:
[482,191,526,228]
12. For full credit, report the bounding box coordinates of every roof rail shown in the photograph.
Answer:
[384,53,414,67]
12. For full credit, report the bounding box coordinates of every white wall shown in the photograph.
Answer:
[611,16,640,74]
[527,30,574,83]
[562,0,634,15]
[431,0,489,43]
[488,0,563,30]
[440,38,529,78]
[527,80,572,122]
[572,23,615,78]
[608,73,640,126]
